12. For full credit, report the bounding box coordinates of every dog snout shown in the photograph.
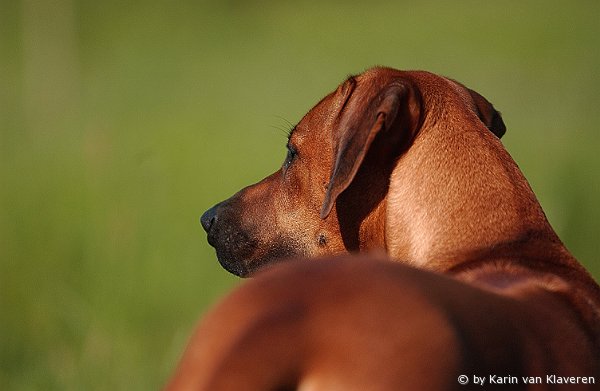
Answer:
[201,204,219,233]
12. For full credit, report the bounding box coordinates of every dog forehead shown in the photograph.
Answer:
[291,78,355,142]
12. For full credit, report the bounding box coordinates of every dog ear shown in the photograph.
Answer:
[466,87,506,138]
[320,83,419,219]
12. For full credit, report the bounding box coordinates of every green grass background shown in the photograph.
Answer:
[1,0,599,389]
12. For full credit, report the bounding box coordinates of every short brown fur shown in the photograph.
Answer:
[169,68,600,390]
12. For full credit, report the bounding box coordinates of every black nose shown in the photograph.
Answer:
[200,205,218,233]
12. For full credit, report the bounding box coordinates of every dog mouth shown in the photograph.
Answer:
[202,202,309,277]
[207,227,306,277]
[215,244,303,278]
[206,225,257,277]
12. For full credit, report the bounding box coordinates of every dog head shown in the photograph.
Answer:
[200,67,505,276]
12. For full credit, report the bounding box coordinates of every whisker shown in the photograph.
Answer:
[272,115,297,139]
[269,124,293,138]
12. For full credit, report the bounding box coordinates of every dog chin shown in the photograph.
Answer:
[216,240,307,278]
[217,253,289,278]
[217,256,250,277]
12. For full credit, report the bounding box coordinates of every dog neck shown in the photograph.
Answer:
[384,97,570,273]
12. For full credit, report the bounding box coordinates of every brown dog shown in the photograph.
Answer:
[166,67,600,389]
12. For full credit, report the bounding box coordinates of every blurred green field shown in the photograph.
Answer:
[1,0,599,389]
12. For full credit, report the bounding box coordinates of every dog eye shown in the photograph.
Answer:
[283,144,297,170]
